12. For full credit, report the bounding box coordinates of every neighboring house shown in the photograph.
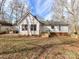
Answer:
[0,20,13,33]
[17,12,69,36]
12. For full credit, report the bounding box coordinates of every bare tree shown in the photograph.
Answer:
[0,0,6,21]
[65,0,79,34]
[9,0,28,23]
[10,0,20,22]
[52,0,79,34]
[52,0,65,21]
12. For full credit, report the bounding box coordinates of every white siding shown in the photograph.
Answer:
[18,14,40,36]
[0,26,12,31]
[40,26,54,32]
[60,26,69,32]
[54,26,69,32]
[40,25,69,33]
[54,26,59,32]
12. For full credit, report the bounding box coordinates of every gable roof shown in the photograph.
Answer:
[16,12,29,25]
[16,12,41,25]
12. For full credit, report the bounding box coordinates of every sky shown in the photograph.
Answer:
[27,0,53,20]
[5,0,53,20]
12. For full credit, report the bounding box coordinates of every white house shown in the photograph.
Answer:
[17,12,69,36]
[17,12,40,36]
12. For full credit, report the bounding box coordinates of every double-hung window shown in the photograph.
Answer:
[22,24,28,31]
[31,24,36,31]
[51,26,54,29]
[59,25,61,31]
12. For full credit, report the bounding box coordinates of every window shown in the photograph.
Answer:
[59,25,61,31]
[51,26,54,29]
[22,24,28,31]
[31,24,36,31]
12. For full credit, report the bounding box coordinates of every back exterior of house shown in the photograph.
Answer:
[17,13,40,36]
[17,12,69,36]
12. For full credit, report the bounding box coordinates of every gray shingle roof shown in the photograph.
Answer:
[0,20,12,26]
[40,21,69,26]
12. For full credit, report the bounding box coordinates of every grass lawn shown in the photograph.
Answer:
[0,35,79,59]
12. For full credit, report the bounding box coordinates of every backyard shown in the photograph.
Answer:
[0,35,79,59]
